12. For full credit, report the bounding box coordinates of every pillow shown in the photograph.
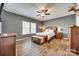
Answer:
[48,29,54,33]
[45,29,49,32]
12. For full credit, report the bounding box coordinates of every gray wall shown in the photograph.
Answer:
[44,15,76,37]
[0,19,2,22]
[1,10,76,38]
[1,10,42,39]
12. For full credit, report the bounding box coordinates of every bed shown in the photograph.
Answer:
[31,26,57,44]
[36,31,55,40]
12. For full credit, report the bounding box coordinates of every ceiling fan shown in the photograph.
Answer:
[68,3,79,13]
[36,8,50,18]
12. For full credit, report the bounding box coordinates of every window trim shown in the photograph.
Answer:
[30,22,36,34]
[22,20,30,35]
[22,20,37,35]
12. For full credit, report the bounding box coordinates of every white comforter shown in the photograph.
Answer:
[36,32,55,40]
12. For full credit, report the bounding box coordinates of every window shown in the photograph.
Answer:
[22,21,36,34]
[22,21,30,34]
[31,23,36,33]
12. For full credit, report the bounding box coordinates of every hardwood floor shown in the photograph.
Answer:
[16,37,78,56]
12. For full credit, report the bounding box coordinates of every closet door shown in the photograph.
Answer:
[75,28,79,51]
[71,27,78,50]
[70,27,79,53]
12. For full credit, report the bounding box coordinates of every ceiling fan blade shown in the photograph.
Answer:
[68,8,73,12]
[36,11,41,13]
[68,6,76,11]
[75,9,79,11]
[77,7,79,11]
[37,14,40,16]
[45,9,48,12]
[45,13,50,15]
[41,9,48,13]
[75,7,79,11]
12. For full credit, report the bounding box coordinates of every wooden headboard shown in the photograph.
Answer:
[46,26,58,33]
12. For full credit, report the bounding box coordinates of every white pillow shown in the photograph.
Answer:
[45,29,49,32]
[48,30,54,33]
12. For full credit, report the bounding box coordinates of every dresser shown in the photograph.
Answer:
[0,33,16,56]
[70,26,79,54]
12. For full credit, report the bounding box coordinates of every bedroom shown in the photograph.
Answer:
[0,3,79,56]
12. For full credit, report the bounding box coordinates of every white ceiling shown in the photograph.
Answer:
[3,3,74,21]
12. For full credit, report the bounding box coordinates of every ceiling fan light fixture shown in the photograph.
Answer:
[41,13,45,17]
[36,7,50,18]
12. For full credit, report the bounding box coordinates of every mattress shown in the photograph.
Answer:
[36,32,55,40]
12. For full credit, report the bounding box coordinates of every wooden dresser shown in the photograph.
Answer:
[70,26,79,54]
[0,33,16,56]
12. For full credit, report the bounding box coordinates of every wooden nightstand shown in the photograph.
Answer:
[56,32,62,39]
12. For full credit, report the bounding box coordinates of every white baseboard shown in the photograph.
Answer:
[16,37,31,41]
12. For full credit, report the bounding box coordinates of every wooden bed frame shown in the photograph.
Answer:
[31,26,58,44]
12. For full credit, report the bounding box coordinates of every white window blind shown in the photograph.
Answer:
[22,21,36,34]
[31,23,36,33]
[22,21,30,34]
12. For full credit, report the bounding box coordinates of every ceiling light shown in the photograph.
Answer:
[36,8,50,18]
[41,13,45,17]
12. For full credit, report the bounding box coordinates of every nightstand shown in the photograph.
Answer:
[56,32,62,39]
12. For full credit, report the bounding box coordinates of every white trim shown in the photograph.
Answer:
[16,37,30,41]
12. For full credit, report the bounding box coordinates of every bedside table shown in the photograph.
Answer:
[56,32,62,39]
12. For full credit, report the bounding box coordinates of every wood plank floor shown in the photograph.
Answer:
[16,37,78,56]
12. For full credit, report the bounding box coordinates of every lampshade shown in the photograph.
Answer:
[58,27,63,32]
